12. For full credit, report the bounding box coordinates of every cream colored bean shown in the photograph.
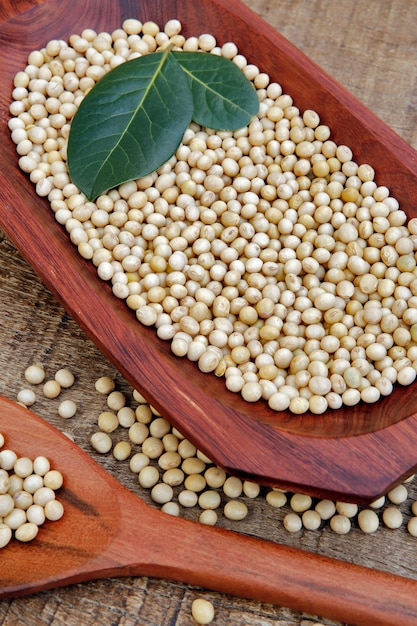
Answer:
[150,483,174,504]
[113,441,131,461]
[204,466,226,489]
[54,368,75,388]
[222,476,243,498]
[107,390,126,411]
[0,494,14,516]
[357,509,379,533]
[43,469,63,490]
[315,499,336,520]
[382,507,403,529]
[44,499,64,521]
[26,504,46,526]
[330,514,351,534]
[369,495,386,509]
[266,490,287,508]
[199,509,218,526]
[142,437,164,459]
[117,406,136,428]
[407,517,417,537]
[17,389,36,406]
[15,522,39,542]
[387,484,408,504]
[243,481,261,498]
[161,501,180,517]
[162,468,185,486]
[336,502,358,518]
[90,431,113,454]
[158,451,182,471]
[283,512,302,533]
[98,411,119,433]
[138,465,160,489]
[0,449,18,470]
[0,524,12,548]
[182,456,206,475]
[14,457,33,478]
[8,475,23,495]
[58,399,77,418]
[302,510,321,531]
[42,380,61,399]
[149,417,171,438]
[198,490,221,510]
[184,473,206,492]
[191,598,215,625]
[290,493,312,513]
[95,376,116,394]
[0,472,10,495]
[33,487,55,506]
[224,500,248,521]
[4,507,26,530]
[129,452,150,473]
[178,489,198,508]
[33,457,50,477]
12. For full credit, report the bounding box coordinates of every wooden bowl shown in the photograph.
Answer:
[1,0,417,502]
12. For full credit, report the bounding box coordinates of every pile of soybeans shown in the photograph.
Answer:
[0,432,64,549]
[8,18,417,414]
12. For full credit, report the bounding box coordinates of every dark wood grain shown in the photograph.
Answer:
[1,395,417,626]
[0,0,45,23]
[1,0,417,503]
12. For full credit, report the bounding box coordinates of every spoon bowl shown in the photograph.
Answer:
[1,394,417,626]
[1,0,417,501]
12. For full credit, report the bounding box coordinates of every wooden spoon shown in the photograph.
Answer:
[1,395,417,626]
[2,0,417,503]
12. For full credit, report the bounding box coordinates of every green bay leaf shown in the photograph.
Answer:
[173,51,259,130]
[67,49,194,200]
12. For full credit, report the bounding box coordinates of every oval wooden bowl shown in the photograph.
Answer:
[1,0,417,502]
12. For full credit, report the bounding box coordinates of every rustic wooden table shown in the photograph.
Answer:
[1,0,417,624]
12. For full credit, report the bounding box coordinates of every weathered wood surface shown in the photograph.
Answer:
[1,0,417,624]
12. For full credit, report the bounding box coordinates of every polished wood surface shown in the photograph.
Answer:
[2,0,417,503]
[2,396,417,626]
[1,0,417,624]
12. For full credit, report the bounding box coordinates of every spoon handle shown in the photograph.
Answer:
[1,394,415,626]
[77,486,417,626]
